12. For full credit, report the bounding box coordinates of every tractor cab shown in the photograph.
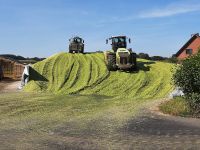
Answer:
[69,36,85,53]
[106,36,131,52]
[70,37,84,44]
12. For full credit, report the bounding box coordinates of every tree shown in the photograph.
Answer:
[151,56,167,61]
[138,53,150,60]
[166,55,178,64]
[173,51,200,114]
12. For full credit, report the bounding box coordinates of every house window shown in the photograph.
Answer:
[186,49,193,55]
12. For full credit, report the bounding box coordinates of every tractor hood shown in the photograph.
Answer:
[116,48,130,57]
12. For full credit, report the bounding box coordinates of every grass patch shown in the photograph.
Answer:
[0,92,161,149]
[0,92,153,132]
[159,97,191,117]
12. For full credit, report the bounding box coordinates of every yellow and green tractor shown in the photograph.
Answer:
[104,36,137,71]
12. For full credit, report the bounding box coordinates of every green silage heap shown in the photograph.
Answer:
[24,52,174,99]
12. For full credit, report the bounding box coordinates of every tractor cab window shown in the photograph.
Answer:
[76,38,81,43]
[113,37,125,43]
[74,38,81,43]
[113,38,119,43]
[119,38,125,42]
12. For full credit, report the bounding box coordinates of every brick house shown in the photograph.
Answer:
[175,33,200,59]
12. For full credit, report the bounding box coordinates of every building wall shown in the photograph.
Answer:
[0,58,24,80]
[14,63,25,79]
[178,37,200,59]
[0,66,3,80]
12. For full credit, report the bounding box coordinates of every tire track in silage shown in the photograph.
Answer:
[122,71,146,98]
[88,54,109,85]
[66,54,92,94]
[58,55,81,94]
[37,54,61,92]
[48,54,66,92]
[58,62,75,91]
[150,63,173,98]
[78,54,111,95]
[140,62,173,99]
[86,54,100,85]
[72,53,110,94]
[84,54,93,85]
[112,72,142,97]
[142,64,166,99]
[51,53,71,91]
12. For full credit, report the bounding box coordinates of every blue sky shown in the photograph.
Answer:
[0,0,200,57]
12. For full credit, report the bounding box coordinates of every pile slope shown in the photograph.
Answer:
[25,52,173,99]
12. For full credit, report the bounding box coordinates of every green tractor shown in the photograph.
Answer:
[69,36,84,53]
[104,36,137,71]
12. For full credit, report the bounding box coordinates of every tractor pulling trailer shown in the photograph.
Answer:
[104,36,137,71]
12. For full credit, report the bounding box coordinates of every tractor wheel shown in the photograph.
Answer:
[69,46,73,53]
[81,47,84,53]
[107,53,117,71]
[69,50,74,53]
[129,65,137,71]
[129,53,137,71]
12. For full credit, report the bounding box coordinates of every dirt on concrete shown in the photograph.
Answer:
[0,79,21,92]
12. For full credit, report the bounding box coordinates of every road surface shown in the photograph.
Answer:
[0,80,20,92]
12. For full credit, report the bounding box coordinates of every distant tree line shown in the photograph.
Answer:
[94,51,178,63]
[0,54,26,60]
[137,53,178,63]
[0,54,46,64]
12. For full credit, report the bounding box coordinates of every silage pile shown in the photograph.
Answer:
[25,52,173,99]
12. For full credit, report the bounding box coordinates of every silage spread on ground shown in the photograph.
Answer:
[24,52,173,99]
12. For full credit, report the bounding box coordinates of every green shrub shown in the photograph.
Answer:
[186,93,200,115]
[137,53,151,60]
[173,51,200,113]
[166,56,178,64]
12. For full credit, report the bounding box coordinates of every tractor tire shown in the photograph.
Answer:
[69,50,74,53]
[69,46,73,53]
[107,53,117,71]
[129,53,137,71]
[129,65,137,72]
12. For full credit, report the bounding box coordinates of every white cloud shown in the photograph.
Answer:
[139,3,200,18]
[94,1,200,26]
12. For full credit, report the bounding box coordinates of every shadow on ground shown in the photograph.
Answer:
[123,114,200,136]
[136,61,155,72]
